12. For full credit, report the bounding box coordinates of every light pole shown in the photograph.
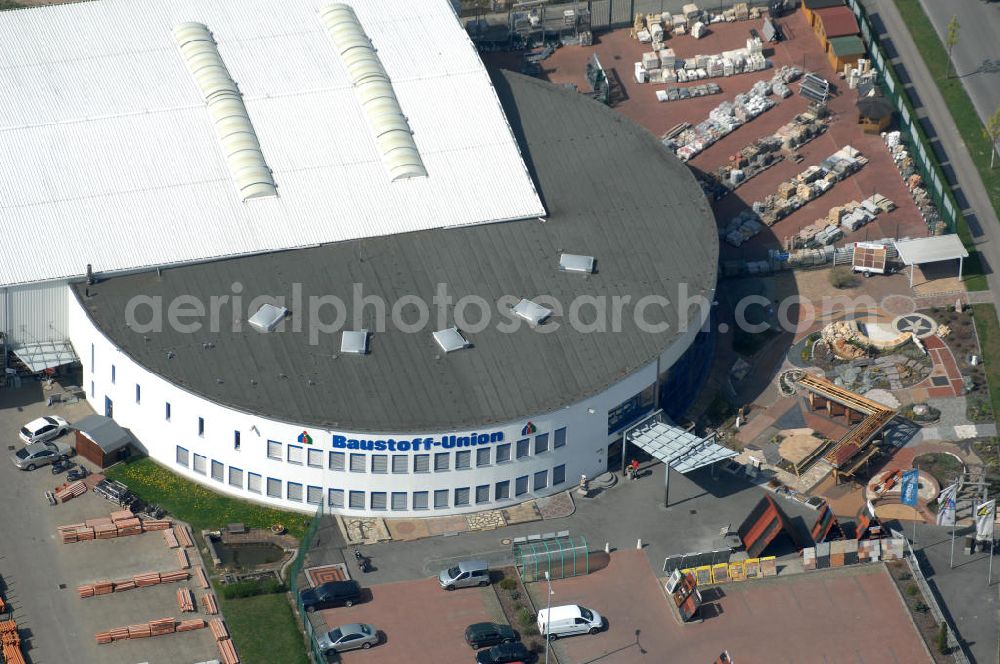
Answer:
[544,571,554,664]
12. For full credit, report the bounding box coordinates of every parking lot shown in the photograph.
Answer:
[532,550,929,663]
[0,383,220,664]
[312,578,501,663]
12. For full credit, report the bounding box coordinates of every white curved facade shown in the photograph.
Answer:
[67,287,706,516]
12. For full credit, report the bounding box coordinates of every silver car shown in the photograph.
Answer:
[316,623,379,653]
[10,440,73,470]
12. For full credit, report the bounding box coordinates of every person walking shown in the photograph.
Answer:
[630,459,640,480]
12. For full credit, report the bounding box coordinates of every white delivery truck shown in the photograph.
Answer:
[537,604,604,640]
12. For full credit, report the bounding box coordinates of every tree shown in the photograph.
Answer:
[946,15,961,78]
[936,622,949,655]
[984,105,1000,169]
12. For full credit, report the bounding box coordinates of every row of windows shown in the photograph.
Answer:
[176,446,566,509]
[265,428,567,474]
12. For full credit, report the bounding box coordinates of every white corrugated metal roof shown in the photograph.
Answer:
[0,0,544,287]
[628,421,737,474]
[893,235,968,266]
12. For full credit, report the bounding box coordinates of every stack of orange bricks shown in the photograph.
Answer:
[202,593,219,615]
[195,567,210,589]
[58,510,171,543]
[96,617,193,644]
[52,480,87,503]
[174,525,194,548]
[176,618,206,632]
[77,570,190,598]
[176,588,195,613]
[211,620,240,664]
[1,620,25,664]
[176,548,190,569]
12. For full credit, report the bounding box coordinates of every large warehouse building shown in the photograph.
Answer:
[2,0,718,515]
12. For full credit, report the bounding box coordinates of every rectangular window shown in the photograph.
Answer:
[392,455,408,474]
[349,491,365,510]
[307,486,322,505]
[198,417,205,437]
[476,485,490,504]
[329,451,345,471]
[175,445,189,467]
[553,464,566,486]
[234,430,241,450]
[248,472,262,494]
[370,492,387,510]
[554,427,567,448]
[211,460,224,482]
[608,385,656,434]
[476,447,491,467]
[433,489,449,509]
[287,482,303,502]
[516,438,530,459]
[90,343,94,373]
[495,480,510,500]
[454,487,470,506]
[350,453,366,473]
[90,381,94,398]
[165,402,171,421]
[496,443,511,463]
[455,450,471,469]
[135,384,141,404]
[307,448,323,468]
[192,454,206,475]
[533,470,548,491]
[534,433,549,455]
[413,491,429,510]
[515,475,529,496]
[267,440,282,460]
[434,452,450,472]
[328,488,344,508]
[391,492,407,511]
[414,454,430,473]
[111,364,116,384]
[371,455,388,474]
[287,444,303,465]
[229,466,244,489]
[266,477,281,498]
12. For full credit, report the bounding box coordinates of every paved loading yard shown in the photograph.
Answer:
[533,550,929,664]
[315,578,500,663]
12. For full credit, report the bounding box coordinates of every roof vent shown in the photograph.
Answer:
[512,299,552,327]
[432,327,469,353]
[560,253,595,274]
[319,4,427,182]
[340,330,369,355]
[248,304,288,332]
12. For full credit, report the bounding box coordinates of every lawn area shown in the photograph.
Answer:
[105,456,311,539]
[972,304,1000,421]
[217,592,309,664]
[913,452,964,486]
[893,0,1000,291]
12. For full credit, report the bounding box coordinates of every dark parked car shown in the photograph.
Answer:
[465,622,518,650]
[300,580,363,612]
[475,641,533,664]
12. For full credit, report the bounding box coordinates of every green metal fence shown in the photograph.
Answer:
[288,501,326,664]
[514,536,589,582]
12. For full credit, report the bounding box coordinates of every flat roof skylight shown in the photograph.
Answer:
[248,303,288,332]
[340,330,369,355]
[560,253,595,273]
[512,298,552,326]
[433,327,469,353]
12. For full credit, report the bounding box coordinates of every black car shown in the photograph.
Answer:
[464,622,518,650]
[300,580,363,612]
[475,641,533,664]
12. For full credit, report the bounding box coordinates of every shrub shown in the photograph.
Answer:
[517,607,535,627]
[221,577,286,600]
[936,623,949,655]
[498,577,517,591]
[829,266,855,289]
[523,625,540,637]
[915,601,929,613]
[906,584,919,597]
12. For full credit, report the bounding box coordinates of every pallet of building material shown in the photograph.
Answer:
[142,519,172,531]
[210,618,230,642]
[76,584,95,598]
[175,524,194,548]
[110,509,133,522]
[759,556,777,577]
[163,529,180,548]
[218,637,241,664]
[160,569,191,584]
[802,547,816,571]
[149,617,176,636]
[202,593,219,615]
[133,572,161,587]
[93,580,114,596]
[177,548,190,570]
[54,481,87,503]
[112,578,136,592]
[94,630,113,645]
[195,567,210,589]
[177,588,196,613]
[127,623,152,639]
[176,618,206,632]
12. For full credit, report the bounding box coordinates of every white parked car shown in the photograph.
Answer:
[19,416,70,445]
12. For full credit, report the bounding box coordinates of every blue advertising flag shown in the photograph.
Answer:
[900,469,919,506]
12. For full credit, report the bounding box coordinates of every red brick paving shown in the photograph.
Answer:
[915,335,963,396]
[549,550,929,664]
[319,577,493,663]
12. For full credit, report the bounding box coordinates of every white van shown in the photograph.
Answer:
[537,604,604,640]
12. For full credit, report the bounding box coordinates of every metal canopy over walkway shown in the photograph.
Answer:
[624,411,737,506]
[10,341,78,373]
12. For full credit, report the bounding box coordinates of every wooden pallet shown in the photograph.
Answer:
[209,618,229,642]
[202,593,219,615]
[177,588,195,613]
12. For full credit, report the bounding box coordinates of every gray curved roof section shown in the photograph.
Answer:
[172,22,277,200]
[319,3,427,182]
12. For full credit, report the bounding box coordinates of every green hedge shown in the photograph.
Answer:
[221,577,287,600]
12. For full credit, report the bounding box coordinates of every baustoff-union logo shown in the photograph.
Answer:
[521,422,537,436]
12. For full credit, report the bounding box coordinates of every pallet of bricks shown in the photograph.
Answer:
[58,509,169,543]
[1,620,25,664]
[51,480,87,504]
[212,619,240,664]
[96,617,205,644]
[77,569,190,598]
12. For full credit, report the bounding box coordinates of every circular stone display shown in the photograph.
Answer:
[892,313,937,339]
